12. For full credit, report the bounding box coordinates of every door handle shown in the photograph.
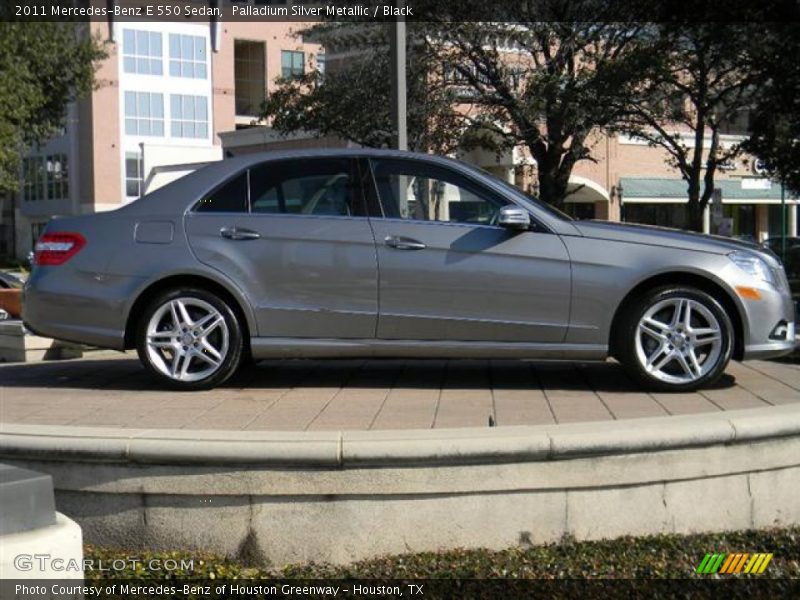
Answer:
[384,235,426,250]
[220,226,261,241]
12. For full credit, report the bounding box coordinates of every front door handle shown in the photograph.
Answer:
[384,235,426,250]
[220,226,261,241]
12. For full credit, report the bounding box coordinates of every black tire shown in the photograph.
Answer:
[616,286,734,392]
[136,287,244,391]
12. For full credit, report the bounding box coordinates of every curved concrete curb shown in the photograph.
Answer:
[2,405,800,565]
[3,404,800,466]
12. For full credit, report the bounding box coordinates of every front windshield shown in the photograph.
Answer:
[458,162,574,222]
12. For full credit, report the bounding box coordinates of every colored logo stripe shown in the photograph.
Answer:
[697,553,773,574]
[744,553,773,574]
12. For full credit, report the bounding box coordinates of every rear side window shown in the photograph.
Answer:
[194,172,248,213]
[249,158,360,216]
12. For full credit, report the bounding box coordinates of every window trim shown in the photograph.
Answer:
[189,158,368,218]
[122,29,163,76]
[363,157,521,229]
[363,157,552,233]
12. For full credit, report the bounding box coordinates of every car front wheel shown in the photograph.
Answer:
[617,286,734,392]
[136,288,243,390]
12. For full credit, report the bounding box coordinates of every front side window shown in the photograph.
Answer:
[281,50,304,79]
[124,91,164,136]
[369,159,506,225]
[169,34,207,79]
[250,158,358,216]
[170,95,209,138]
[122,30,163,75]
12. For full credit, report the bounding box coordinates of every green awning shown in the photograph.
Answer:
[620,177,798,202]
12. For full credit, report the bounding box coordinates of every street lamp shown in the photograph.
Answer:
[389,1,407,151]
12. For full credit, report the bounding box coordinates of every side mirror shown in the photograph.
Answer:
[496,206,531,231]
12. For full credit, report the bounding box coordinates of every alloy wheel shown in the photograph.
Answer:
[145,297,230,382]
[634,297,723,385]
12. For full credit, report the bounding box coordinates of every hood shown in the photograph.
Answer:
[572,220,762,256]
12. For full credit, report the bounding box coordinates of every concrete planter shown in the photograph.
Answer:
[1,405,799,565]
[0,321,83,363]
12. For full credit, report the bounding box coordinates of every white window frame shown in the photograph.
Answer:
[122,29,163,76]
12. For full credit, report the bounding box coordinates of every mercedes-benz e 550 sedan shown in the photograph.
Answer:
[24,149,796,391]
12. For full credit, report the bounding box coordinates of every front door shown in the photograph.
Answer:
[185,157,378,339]
[365,157,571,343]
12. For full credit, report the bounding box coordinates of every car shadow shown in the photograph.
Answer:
[0,357,737,393]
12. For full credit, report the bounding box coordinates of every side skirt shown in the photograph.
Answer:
[250,338,608,360]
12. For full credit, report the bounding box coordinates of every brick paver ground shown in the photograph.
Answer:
[1,351,799,431]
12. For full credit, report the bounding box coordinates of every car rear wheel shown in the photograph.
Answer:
[136,288,243,390]
[617,286,733,392]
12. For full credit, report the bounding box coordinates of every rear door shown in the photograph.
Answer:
[185,157,378,339]
[363,157,571,343]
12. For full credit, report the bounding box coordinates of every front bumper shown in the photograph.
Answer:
[741,283,797,360]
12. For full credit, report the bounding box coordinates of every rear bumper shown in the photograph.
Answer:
[22,267,137,350]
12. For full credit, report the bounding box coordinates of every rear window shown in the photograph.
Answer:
[194,172,248,213]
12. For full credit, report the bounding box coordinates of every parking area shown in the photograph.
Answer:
[1,351,799,431]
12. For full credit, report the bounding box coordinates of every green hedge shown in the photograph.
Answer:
[85,527,800,580]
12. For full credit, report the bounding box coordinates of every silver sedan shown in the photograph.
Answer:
[23,149,796,391]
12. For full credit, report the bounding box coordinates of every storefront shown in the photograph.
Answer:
[620,178,798,241]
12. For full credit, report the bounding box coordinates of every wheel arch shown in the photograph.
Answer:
[123,273,255,350]
[609,271,746,361]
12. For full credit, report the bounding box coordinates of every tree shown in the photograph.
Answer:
[433,16,658,209]
[0,22,106,193]
[617,23,760,232]
[263,7,659,208]
[262,23,478,155]
[742,24,800,194]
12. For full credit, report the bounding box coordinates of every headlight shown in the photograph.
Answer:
[728,251,777,287]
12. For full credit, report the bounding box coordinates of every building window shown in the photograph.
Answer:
[316,53,326,76]
[124,91,164,136]
[22,158,35,201]
[234,40,266,116]
[281,50,304,79]
[22,155,68,202]
[46,155,69,201]
[169,34,207,79]
[122,30,163,76]
[170,95,209,138]
[31,222,47,247]
[125,151,144,198]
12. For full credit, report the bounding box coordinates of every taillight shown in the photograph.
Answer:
[33,232,86,266]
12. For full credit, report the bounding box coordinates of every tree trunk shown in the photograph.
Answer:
[686,199,705,232]
[685,177,705,232]
[531,149,570,210]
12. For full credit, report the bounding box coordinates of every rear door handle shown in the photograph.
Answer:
[384,235,426,250]
[220,226,261,241]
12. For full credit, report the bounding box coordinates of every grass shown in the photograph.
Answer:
[84,526,800,580]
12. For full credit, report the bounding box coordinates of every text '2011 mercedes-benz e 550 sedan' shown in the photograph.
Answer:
[24,149,796,391]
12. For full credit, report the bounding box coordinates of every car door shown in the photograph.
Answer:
[364,157,571,343]
[185,157,378,339]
